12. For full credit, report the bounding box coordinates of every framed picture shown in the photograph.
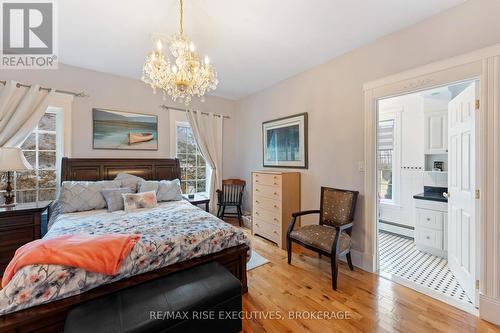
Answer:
[92,108,158,150]
[262,112,308,168]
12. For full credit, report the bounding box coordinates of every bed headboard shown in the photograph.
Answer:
[61,157,181,182]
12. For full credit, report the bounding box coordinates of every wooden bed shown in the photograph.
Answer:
[0,158,249,333]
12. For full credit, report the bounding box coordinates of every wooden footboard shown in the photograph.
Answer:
[0,244,249,333]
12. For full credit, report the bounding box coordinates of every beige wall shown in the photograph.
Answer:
[234,0,500,256]
[1,64,238,178]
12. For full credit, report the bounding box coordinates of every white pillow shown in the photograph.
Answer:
[59,180,121,213]
[114,173,145,193]
[138,179,183,202]
[122,191,158,212]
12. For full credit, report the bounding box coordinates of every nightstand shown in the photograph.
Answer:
[183,193,210,212]
[0,201,51,276]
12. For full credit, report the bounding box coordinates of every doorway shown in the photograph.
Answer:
[375,80,478,313]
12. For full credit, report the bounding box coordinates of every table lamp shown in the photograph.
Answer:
[0,147,32,206]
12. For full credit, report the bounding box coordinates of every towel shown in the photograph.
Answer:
[1,233,140,288]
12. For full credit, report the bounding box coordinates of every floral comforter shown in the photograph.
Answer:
[0,200,250,315]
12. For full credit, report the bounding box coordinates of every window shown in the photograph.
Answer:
[176,123,207,194]
[378,119,395,201]
[11,109,61,203]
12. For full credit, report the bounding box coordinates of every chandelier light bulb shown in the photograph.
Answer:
[204,55,210,65]
[189,42,195,52]
[172,65,178,73]
[156,40,163,51]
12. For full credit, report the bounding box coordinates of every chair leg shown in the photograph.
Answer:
[221,205,226,220]
[331,254,338,290]
[346,251,354,271]
[216,205,222,218]
[237,205,242,227]
[287,237,292,264]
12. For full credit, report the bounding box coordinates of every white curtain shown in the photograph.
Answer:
[187,110,224,213]
[0,81,54,148]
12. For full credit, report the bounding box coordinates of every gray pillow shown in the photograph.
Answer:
[138,179,183,202]
[114,173,145,193]
[101,187,132,212]
[59,180,121,213]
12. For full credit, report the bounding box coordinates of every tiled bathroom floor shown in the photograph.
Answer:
[378,231,472,305]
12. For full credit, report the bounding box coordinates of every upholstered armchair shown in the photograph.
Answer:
[286,187,359,290]
[216,179,246,226]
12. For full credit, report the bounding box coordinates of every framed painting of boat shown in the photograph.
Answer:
[92,108,158,150]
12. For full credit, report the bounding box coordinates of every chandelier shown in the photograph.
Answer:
[141,0,218,105]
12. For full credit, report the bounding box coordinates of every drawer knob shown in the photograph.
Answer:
[273,205,278,208]
[274,218,278,221]
[255,200,260,204]
[255,212,260,215]
[426,236,430,239]
[255,223,260,227]
[274,192,278,195]
[273,231,278,234]
[255,174,259,177]
[255,180,259,183]
[274,176,277,179]
[426,218,431,221]
[256,189,260,192]
[273,182,278,185]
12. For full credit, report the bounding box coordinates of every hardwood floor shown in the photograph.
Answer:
[226,220,500,333]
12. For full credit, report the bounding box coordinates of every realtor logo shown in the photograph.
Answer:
[1,0,57,68]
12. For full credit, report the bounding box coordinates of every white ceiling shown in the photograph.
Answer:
[59,0,466,99]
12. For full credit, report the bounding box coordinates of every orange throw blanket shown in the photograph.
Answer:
[1,234,141,288]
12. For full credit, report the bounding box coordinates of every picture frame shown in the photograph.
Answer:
[92,108,158,151]
[262,112,308,168]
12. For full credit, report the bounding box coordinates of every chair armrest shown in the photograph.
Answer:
[291,210,320,218]
[336,222,353,232]
[287,210,320,236]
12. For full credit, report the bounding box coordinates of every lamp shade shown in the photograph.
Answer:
[0,147,32,172]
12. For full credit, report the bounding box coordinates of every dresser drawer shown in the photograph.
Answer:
[253,184,281,201]
[0,215,34,229]
[253,208,280,225]
[416,208,443,230]
[253,173,281,187]
[253,218,280,243]
[254,195,281,214]
[416,227,443,250]
[0,226,35,246]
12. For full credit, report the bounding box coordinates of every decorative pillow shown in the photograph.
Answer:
[138,179,183,202]
[114,173,145,193]
[59,180,121,213]
[122,191,157,212]
[101,188,132,212]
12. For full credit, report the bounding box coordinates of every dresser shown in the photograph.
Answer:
[252,171,300,249]
[0,201,51,276]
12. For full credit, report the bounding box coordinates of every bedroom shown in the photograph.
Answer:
[1,0,500,332]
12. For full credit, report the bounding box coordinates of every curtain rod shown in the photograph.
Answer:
[160,105,231,119]
[0,80,88,97]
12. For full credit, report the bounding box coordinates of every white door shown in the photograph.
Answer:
[447,82,476,302]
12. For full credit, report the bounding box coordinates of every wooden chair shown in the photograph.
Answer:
[216,179,246,226]
[286,187,359,290]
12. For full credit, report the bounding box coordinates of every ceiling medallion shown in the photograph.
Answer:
[142,0,218,105]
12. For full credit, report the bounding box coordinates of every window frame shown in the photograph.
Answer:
[12,107,63,203]
[378,108,402,206]
[175,121,209,194]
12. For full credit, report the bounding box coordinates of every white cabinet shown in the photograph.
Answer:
[414,199,447,257]
[424,110,448,154]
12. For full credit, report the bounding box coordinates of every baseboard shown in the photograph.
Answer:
[378,220,414,238]
[479,294,500,326]
[339,249,374,272]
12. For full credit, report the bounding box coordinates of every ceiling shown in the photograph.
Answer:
[58,0,466,99]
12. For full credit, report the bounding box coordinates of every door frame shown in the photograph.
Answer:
[363,43,500,323]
